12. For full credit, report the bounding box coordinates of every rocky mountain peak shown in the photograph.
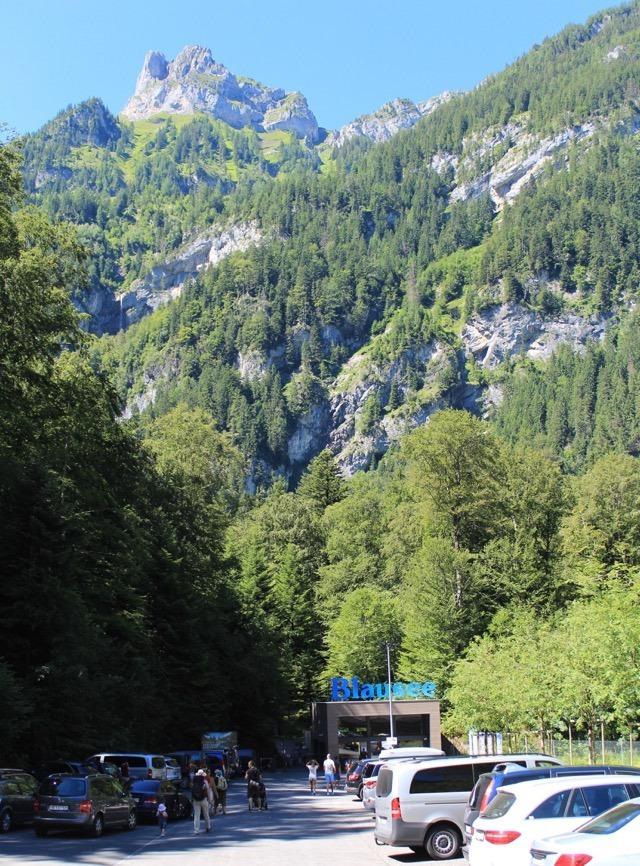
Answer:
[122,45,319,142]
[332,91,457,147]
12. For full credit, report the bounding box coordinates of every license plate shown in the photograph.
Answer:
[48,805,69,811]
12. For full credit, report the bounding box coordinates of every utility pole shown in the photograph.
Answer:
[384,641,395,743]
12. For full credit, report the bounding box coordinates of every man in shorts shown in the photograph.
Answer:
[323,753,336,795]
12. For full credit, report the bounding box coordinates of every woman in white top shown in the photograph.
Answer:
[306,758,319,794]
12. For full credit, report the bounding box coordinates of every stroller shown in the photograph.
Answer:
[248,779,268,811]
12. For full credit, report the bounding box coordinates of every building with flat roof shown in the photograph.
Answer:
[311,698,441,759]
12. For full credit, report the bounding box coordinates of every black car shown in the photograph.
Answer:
[34,774,136,837]
[31,761,95,782]
[129,779,192,822]
[0,773,39,833]
[345,760,368,799]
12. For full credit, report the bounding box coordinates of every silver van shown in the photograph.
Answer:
[374,753,560,861]
[87,753,167,781]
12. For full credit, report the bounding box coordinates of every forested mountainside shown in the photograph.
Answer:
[67,0,640,483]
[7,1,640,760]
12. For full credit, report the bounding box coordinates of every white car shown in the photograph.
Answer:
[530,797,640,865]
[164,757,181,782]
[468,774,640,866]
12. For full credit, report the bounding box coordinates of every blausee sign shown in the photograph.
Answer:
[330,676,436,701]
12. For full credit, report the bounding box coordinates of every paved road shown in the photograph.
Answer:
[0,771,466,866]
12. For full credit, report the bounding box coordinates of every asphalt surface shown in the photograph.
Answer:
[0,770,466,865]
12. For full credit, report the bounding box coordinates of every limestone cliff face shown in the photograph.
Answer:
[331,93,456,147]
[122,45,320,142]
[117,221,264,328]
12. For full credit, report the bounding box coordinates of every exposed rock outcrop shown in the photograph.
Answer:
[117,221,264,328]
[331,92,456,147]
[462,302,609,368]
[122,45,319,142]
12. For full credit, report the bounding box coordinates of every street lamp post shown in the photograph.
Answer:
[383,641,395,744]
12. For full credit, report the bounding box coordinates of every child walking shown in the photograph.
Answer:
[157,800,168,836]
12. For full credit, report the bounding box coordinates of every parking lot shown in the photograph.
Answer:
[0,769,465,866]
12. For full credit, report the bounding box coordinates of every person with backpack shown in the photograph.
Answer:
[214,769,228,814]
[245,760,261,811]
[192,769,211,833]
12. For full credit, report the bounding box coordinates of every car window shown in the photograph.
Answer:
[468,776,491,808]
[580,801,640,835]
[529,789,572,819]
[41,778,86,797]
[152,756,166,769]
[536,760,560,767]
[161,782,174,794]
[90,778,111,797]
[1,780,19,796]
[483,791,516,818]
[582,784,630,816]
[474,761,505,778]
[377,768,393,797]
[410,764,474,794]
[567,788,589,818]
[16,777,38,795]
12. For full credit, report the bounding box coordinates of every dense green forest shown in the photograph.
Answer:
[6,0,640,761]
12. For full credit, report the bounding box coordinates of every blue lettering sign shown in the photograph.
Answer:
[329,677,436,701]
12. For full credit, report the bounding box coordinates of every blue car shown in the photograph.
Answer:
[128,780,192,822]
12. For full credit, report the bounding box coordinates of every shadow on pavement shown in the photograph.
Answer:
[0,770,381,864]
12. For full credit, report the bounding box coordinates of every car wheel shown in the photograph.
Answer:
[0,809,12,834]
[91,814,104,838]
[357,785,363,800]
[126,810,137,831]
[35,825,48,838]
[424,824,461,861]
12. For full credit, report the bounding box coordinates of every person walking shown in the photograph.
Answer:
[214,769,228,814]
[306,758,319,795]
[192,769,211,833]
[156,799,168,836]
[245,760,261,811]
[323,753,336,795]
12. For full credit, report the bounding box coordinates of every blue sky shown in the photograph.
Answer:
[3,0,611,134]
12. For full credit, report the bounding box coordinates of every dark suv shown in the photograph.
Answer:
[345,760,368,799]
[34,774,137,837]
[464,763,640,843]
[0,773,39,832]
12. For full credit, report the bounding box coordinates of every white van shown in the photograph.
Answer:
[374,753,561,861]
[87,753,168,780]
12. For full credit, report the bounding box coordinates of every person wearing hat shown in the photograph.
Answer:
[191,769,212,833]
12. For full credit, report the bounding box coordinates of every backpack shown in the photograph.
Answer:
[192,776,207,801]
[216,775,228,791]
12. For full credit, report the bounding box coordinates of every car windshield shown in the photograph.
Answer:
[580,801,640,835]
[482,791,516,819]
[40,778,87,797]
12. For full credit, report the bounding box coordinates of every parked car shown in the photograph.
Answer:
[530,797,640,865]
[345,759,368,799]
[164,758,181,782]
[33,773,137,837]
[31,761,95,782]
[374,753,563,861]
[465,763,638,843]
[0,773,39,833]
[468,774,640,866]
[86,753,167,780]
[128,779,192,822]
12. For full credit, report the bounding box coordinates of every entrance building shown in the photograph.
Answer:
[311,699,441,760]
